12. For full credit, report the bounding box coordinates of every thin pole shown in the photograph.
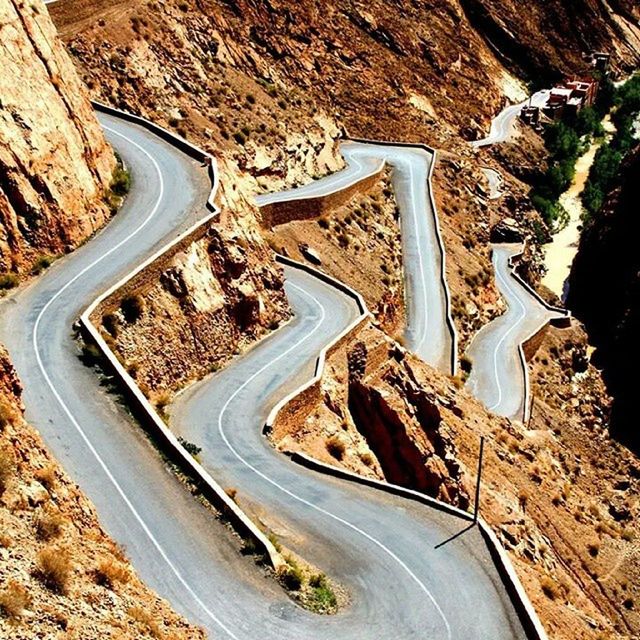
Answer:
[473,436,485,524]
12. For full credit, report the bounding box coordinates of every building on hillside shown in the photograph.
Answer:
[543,77,599,120]
[520,104,541,128]
[591,51,611,74]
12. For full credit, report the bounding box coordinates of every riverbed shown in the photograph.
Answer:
[541,118,615,300]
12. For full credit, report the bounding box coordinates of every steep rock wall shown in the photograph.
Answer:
[568,145,640,451]
[0,0,115,274]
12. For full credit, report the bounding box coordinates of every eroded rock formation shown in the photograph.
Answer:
[94,178,291,401]
[0,0,115,274]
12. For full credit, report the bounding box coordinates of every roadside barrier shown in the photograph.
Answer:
[85,102,285,570]
[345,137,459,376]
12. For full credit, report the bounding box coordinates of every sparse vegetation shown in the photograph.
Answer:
[0,581,31,620]
[120,294,144,322]
[359,451,375,467]
[110,163,131,197]
[540,575,560,600]
[0,445,16,495]
[307,573,338,613]
[94,557,131,589]
[102,312,120,337]
[128,606,163,638]
[178,436,202,458]
[0,398,18,430]
[325,434,346,460]
[34,464,57,491]
[279,558,304,591]
[35,509,66,541]
[0,273,19,290]
[36,546,73,594]
[31,254,55,275]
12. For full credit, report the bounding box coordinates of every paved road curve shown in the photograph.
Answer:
[0,113,526,638]
[465,244,563,420]
[481,167,503,200]
[257,141,453,373]
[471,91,549,147]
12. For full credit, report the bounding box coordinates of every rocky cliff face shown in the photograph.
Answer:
[0,0,115,275]
[93,168,290,402]
[459,0,640,86]
[271,320,469,508]
[568,144,640,452]
[0,345,205,638]
[52,0,639,154]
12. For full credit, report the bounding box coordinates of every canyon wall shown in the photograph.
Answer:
[568,144,640,451]
[52,0,640,157]
[459,0,640,87]
[0,0,116,275]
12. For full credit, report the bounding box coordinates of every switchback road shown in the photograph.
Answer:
[0,112,527,638]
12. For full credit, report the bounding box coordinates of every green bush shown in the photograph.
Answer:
[178,437,201,457]
[279,562,303,591]
[581,73,640,218]
[110,165,131,197]
[31,255,54,275]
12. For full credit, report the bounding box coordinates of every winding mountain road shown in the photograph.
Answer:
[466,245,564,420]
[0,113,528,637]
[257,141,453,372]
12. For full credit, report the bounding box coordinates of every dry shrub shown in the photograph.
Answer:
[359,451,375,467]
[94,557,131,589]
[325,435,346,460]
[0,398,18,430]
[540,575,560,600]
[0,581,31,620]
[0,533,13,548]
[0,445,16,495]
[34,464,57,492]
[36,546,73,594]
[35,509,66,541]
[128,606,163,638]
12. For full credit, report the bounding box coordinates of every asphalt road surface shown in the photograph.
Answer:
[465,244,562,420]
[0,113,527,638]
[471,91,549,147]
[257,141,453,373]
[481,167,503,200]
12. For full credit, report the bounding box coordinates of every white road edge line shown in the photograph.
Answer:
[217,280,453,640]
[487,252,526,412]
[32,123,240,640]
[408,157,431,355]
